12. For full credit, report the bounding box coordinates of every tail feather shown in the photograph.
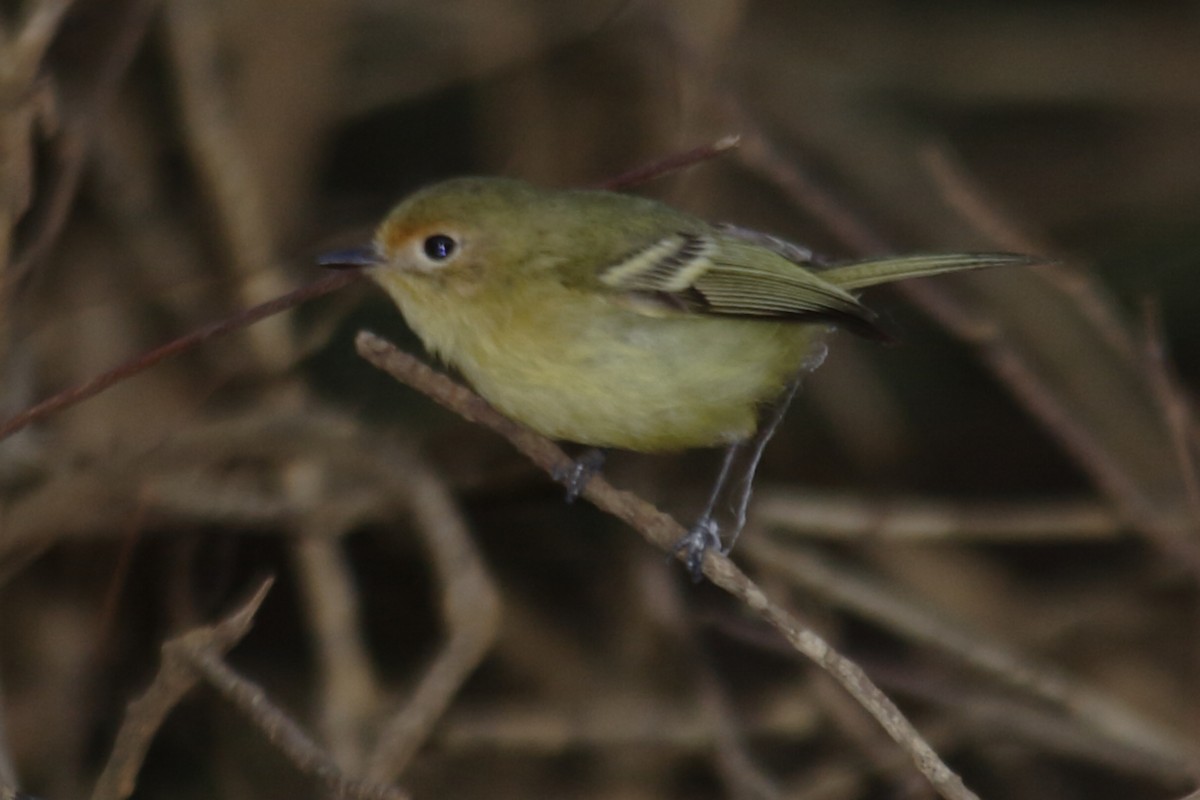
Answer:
[821,253,1038,291]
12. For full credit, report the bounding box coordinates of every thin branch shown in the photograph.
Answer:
[730,116,889,255]
[5,0,160,299]
[680,580,783,800]
[877,669,1197,785]
[163,0,295,369]
[0,270,363,442]
[10,0,76,76]
[354,330,980,800]
[901,277,1200,573]
[593,134,741,191]
[90,578,274,800]
[366,457,501,782]
[184,646,407,800]
[1141,300,1200,532]
[755,489,1121,542]
[743,537,1200,778]
[0,0,76,291]
[919,144,1139,364]
[916,143,1200,568]
[0,672,16,789]
[729,116,1200,573]
[290,531,380,772]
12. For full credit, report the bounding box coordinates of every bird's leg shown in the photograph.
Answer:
[673,441,742,581]
[674,371,806,582]
[723,371,805,555]
[553,447,606,503]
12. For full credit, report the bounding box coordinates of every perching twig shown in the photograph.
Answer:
[353,330,981,800]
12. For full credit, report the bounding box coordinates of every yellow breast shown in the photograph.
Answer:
[374,269,827,451]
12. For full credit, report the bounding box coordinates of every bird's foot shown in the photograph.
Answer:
[672,514,724,583]
[552,448,606,503]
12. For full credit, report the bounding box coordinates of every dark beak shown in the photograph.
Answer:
[317,245,382,269]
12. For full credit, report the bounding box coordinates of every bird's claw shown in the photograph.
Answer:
[552,448,605,503]
[672,515,724,583]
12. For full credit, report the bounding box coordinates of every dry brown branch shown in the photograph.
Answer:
[808,670,936,799]
[366,457,501,782]
[162,0,294,370]
[0,673,15,790]
[696,665,783,800]
[5,0,159,299]
[1141,302,1200,532]
[1,405,395,558]
[3,7,1198,797]
[755,489,1121,542]
[435,690,820,753]
[915,142,1200,565]
[6,0,76,65]
[659,558,782,800]
[901,279,1200,566]
[0,0,74,294]
[184,645,407,800]
[291,529,381,771]
[730,113,1200,575]
[743,537,1200,779]
[731,119,890,255]
[90,577,274,800]
[918,144,1136,367]
[878,673,1194,785]
[354,330,980,800]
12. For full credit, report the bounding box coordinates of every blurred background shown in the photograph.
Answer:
[1,1,1199,798]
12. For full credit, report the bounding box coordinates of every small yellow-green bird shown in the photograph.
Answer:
[322,177,1030,578]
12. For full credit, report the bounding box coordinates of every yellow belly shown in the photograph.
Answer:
[378,274,828,451]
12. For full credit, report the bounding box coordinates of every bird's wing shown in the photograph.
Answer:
[596,231,883,334]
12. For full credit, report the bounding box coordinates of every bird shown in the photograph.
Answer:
[321,176,1031,579]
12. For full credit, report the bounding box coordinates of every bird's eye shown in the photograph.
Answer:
[423,234,457,261]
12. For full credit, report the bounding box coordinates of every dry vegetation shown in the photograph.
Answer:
[2,1,1200,798]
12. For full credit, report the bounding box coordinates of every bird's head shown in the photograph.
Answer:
[320,177,553,296]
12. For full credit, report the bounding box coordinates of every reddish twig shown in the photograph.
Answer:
[0,269,364,442]
[593,134,741,191]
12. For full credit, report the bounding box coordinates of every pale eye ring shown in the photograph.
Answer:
[423,234,458,261]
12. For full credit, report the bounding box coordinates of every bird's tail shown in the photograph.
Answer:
[821,252,1037,291]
